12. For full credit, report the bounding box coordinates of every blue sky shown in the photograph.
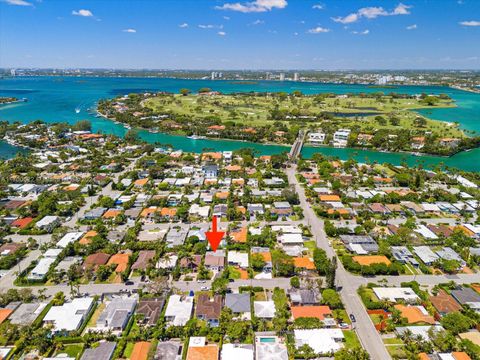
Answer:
[1,0,479,69]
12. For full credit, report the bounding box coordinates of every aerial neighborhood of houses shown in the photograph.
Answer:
[0,121,479,360]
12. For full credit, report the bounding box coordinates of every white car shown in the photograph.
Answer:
[200,286,210,291]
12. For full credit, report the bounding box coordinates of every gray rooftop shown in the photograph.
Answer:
[451,287,480,305]
[154,341,182,360]
[225,293,251,313]
[80,342,117,360]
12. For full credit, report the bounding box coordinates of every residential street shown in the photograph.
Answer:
[286,164,392,360]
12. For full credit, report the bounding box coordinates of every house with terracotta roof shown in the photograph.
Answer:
[102,208,122,219]
[0,308,13,324]
[159,207,177,221]
[83,252,111,270]
[230,226,247,243]
[79,230,98,245]
[134,178,149,188]
[293,257,316,271]
[202,152,222,161]
[130,342,151,360]
[353,255,391,266]
[291,305,332,321]
[186,337,219,360]
[11,217,34,229]
[394,304,435,325]
[107,253,131,273]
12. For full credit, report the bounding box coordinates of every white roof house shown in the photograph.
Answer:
[57,232,84,248]
[294,329,344,354]
[278,233,303,245]
[227,251,249,268]
[413,246,439,265]
[271,225,302,234]
[189,204,210,218]
[415,225,438,240]
[255,336,288,360]
[28,257,56,280]
[43,297,94,333]
[44,248,62,258]
[221,344,254,360]
[254,301,276,318]
[164,295,193,326]
[35,215,60,231]
[372,287,419,303]
[421,203,441,212]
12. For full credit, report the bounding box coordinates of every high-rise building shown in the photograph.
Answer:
[279,73,285,81]
[10,69,16,77]
[293,72,299,81]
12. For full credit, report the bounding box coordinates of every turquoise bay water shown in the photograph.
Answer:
[0,76,479,171]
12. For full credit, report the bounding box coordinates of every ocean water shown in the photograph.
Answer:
[0,76,479,171]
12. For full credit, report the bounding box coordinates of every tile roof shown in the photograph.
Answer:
[429,290,462,314]
[394,305,435,324]
[107,253,130,273]
[196,294,222,320]
[0,308,13,324]
[291,305,332,320]
[130,342,151,360]
[186,344,219,360]
[352,255,391,266]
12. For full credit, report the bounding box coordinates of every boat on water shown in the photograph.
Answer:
[75,107,81,114]
[125,125,132,129]
[187,135,206,140]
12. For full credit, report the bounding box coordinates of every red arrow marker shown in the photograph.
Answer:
[206,216,225,252]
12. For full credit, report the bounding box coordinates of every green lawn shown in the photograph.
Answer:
[303,240,317,254]
[86,302,106,327]
[228,266,241,280]
[56,344,84,359]
[143,93,463,138]
[343,330,361,349]
[383,338,404,345]
[123,342,135,358]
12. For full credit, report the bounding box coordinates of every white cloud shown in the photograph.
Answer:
[215,0,287,13]
[199,24,223,29]
[72,9,94,17]
[251,19,265,25]
[392,3,412,15]
[179,23,189,28]
[3,0,33,6]
[333,3,411,24]
[333,13,358,24]
[223,16,230,20]
[122,28,136,33]
[307,26,331,34]
[406,24,417,30]
[460,20,480,26]
[352,29,369,35]
[312,3,324,10]
[218,31,227,36]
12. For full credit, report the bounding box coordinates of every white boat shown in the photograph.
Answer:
[187,135,205,140]
[75,107,81,114]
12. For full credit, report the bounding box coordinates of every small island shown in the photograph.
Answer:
[97,89,480,156]
[0,96,27,105]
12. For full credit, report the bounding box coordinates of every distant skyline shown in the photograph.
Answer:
[1,0,480,70]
